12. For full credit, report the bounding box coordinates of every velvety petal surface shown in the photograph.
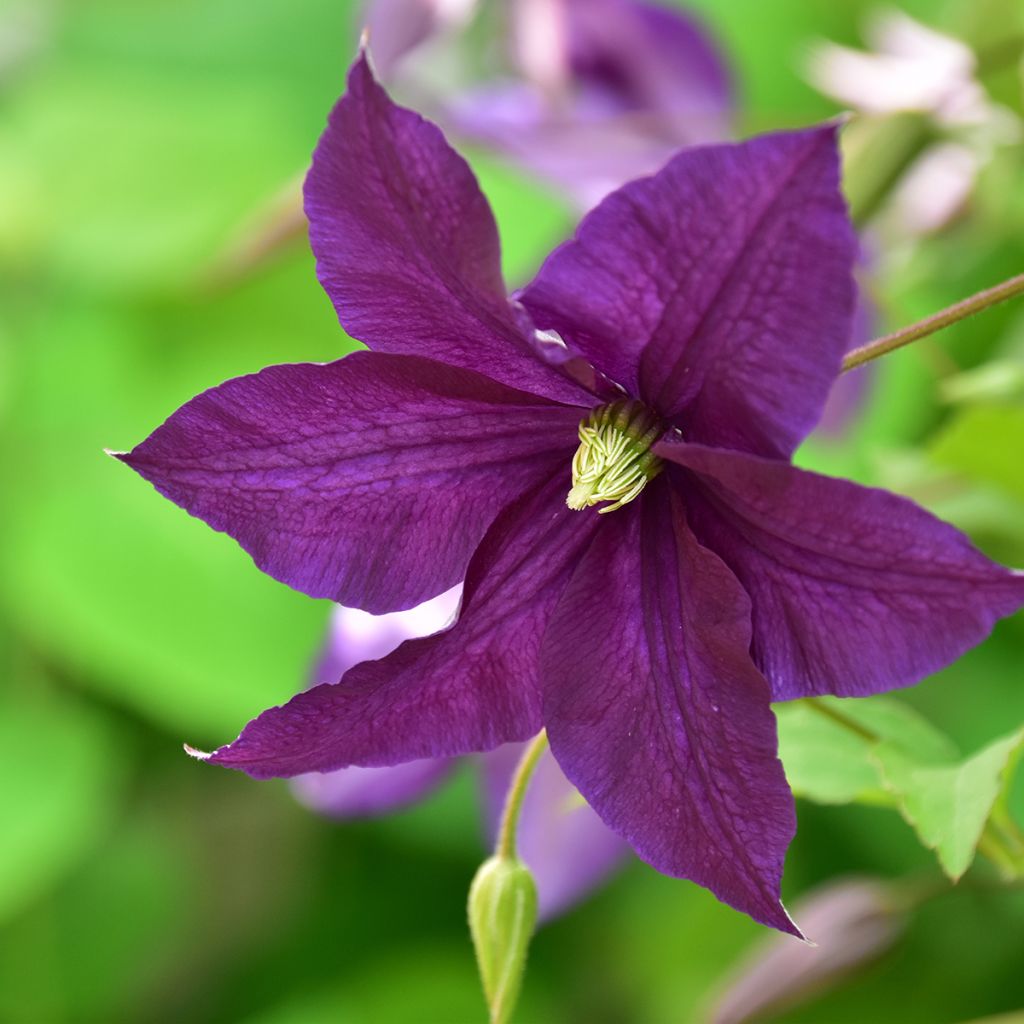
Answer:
[305,52,591,406]
[480,744,630,921]
[206,475,600,778]
[519,126,856,457]
[659,440,1024,701]
[290,590,463,817]
[119,352,580,613]
[542,480,798,933]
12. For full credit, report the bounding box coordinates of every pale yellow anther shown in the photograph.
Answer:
[566,401,664,514]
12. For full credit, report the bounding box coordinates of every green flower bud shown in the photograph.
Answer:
[467,855,538,1024]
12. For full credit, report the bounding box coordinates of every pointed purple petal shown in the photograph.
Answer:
[542,480,798,933]
[292,758,455,817]
[208,475,600,778]
[304,52,592,406]
[518,126,856,457]
[119,352,581,613]
[480,744,630,921]
[659,440,1024,700]
[290,590,462,817]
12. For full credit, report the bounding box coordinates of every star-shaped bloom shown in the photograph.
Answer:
[291,591,629,922]
[119,53,1024,932]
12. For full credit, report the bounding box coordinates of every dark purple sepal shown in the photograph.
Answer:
[206,475,600,778]
[519,125,856,457]
[659,440,1024,701]
[304,51,593,406]
[541,479,799,934]
[118,352,581,613]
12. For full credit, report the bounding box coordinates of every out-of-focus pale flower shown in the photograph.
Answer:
[363,0,479,80]
[443,0,735,209]
[704,877,907,1024]
[807,10,1020,238]
[808,11,991,125]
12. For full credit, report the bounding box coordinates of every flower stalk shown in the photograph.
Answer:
[468,732,548,1024]
[496,730,550,859]
[842,271,1024,372]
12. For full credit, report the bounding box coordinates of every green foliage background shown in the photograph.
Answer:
[1,0,1023,1020]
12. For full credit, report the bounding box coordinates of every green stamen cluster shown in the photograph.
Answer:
[566,400,664,514]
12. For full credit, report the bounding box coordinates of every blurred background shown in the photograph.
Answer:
[2,0,1024,1020]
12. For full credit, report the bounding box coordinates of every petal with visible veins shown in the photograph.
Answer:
[290,589,463,817]
[658,439,1024,701]
[305,52,593,406]
[519,126,855,456]
[542,479,798,933]
[118,352,581,613]
[207,475,601,778]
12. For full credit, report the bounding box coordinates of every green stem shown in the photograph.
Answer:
[804,704,1024,880]
[495,731,549,861]
[842,272,1024,373]
[803,697,880,743]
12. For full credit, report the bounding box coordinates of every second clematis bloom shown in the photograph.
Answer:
[119,53,1024,933]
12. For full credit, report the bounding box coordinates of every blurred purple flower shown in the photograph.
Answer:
[373,0,734,209]
[291,591,630,920]
[706,877,906,1024]
[121,54,1024,932]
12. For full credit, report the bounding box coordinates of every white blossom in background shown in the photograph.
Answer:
[806,9,1020,237]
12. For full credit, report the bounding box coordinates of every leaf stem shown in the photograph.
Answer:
[803,697,880,743]
[495,731,549,861]
[842,271,1024,373]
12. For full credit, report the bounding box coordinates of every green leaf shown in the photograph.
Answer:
[776,697,957,805]
[0,694,126,923]
[0,294,333,742]
[872,728,1024,881]
[930,403,1024,505]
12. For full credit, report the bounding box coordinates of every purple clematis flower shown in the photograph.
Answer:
[291,591,630,921]
[375,0,733,210]
[119,53,1024,932]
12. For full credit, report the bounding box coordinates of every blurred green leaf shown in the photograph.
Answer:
[873,727,1024,880]
[0,693,125,924]
[777,696,957,806]
[930,403,1024,504]
[0,291,334,742]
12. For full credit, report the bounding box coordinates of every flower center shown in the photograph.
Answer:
[566,400,664,514]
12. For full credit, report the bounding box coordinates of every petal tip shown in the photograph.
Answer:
[184,742,213,761]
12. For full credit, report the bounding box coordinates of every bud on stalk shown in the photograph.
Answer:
[467,855,538,1024]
